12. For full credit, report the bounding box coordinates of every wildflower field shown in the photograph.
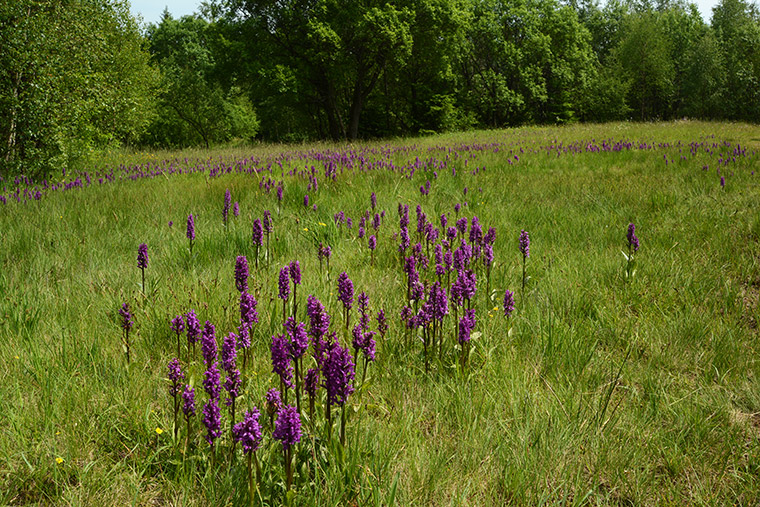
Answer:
[1,121,760,505]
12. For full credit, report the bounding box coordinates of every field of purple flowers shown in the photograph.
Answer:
[1,121,759,505]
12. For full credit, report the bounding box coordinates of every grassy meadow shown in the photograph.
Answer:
[1,121,759,505]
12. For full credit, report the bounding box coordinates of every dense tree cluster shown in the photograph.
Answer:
[1,0,759,177]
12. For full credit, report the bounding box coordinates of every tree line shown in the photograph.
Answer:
[1,0,759,178]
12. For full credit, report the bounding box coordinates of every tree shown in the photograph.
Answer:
[144,12,259,148]
[0,0,158,179]
[711,0,760,120]
[226,0,412,140]
[615,11,675,120]
[459,0,597,126]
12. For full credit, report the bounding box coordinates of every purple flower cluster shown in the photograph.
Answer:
[223,188,231,224]
[337,272,354,310]
[289,260,301,286]
[137,243,149,270]
[171,315,184,335]
[167,358,184,397]
[273,405,302,451]
[252,218,263,247]
[185,309,201,346]
[306,295,331,341]
[278,266,290,301]
[266,388,282,417]
[627,223,639,252]
[182,385,196,417]
[503,290,515,318]
[233,408,263,454]
[458,309,476,344]
[271,334,294,388]
[286,319,309,359]
[203,361,222,399]
[202,398,222,445]
[119,303,133,332]
[323,344,355,407]
[234,256,249,293]
[201,321,217,367]
[186,214,195,241]
[519,230,530,258]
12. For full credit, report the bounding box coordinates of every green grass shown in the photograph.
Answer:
[1,121,759,505]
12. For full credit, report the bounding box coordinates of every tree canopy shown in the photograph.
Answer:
[1,0,759,177]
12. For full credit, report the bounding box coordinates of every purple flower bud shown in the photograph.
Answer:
[377,309,387,337]
[627,223,639,252]
[440,214,448,230]
[201,321,217,367]
[273,405,302,450]
[233,202,240,217]
[168,358,185,397]
[185,309,201,345]
[224,367,241,406]
[171,315,184,336]
[263,210,273,234]
[368,235,377,251]
[358,226,365,239]
[286,319,309,359]
[203,361,222,399]
[469,216,482,244]
[519,230,530,258]
[371,192,377,210]
[483,244,494,268]
[187,214,195,241]
[307,295,331,342]
[271,334,293,388]
[458,309,476,344]
[202,397,222,445]
[503,290,515,318]
[119,303,133,332]
[233,408,262,454]
[456,217,467,235]
[322,344,355,407]
[252,219,263,247]
[304,194,309,207]
[266,388,282,416]
[305,368,320,397]
[235,256,249,293]
[137,243,149,270]
[240,292,259,328]
[222,332,238,372]
[223,189,232,223]
[484,227,496,245]
[399,227,410,253]
[337,272,354,310]
[289,260,301,285]
[278,266,290,301]
[182,385,196,418]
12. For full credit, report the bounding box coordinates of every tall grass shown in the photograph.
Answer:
[1,121,759,505]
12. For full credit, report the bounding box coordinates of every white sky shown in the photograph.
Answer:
[130,0,721,28]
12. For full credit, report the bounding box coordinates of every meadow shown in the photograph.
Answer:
[1,121,759,505]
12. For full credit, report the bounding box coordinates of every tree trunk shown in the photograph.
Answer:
[5,72,20,165]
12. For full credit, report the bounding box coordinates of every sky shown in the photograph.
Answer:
[130,0,721,27]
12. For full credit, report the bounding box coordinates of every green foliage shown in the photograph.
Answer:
[616,11,675,120]
[143,14,259,148]
[711,0,760,120]
[0,0,159,179]
[2,122,760,503]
